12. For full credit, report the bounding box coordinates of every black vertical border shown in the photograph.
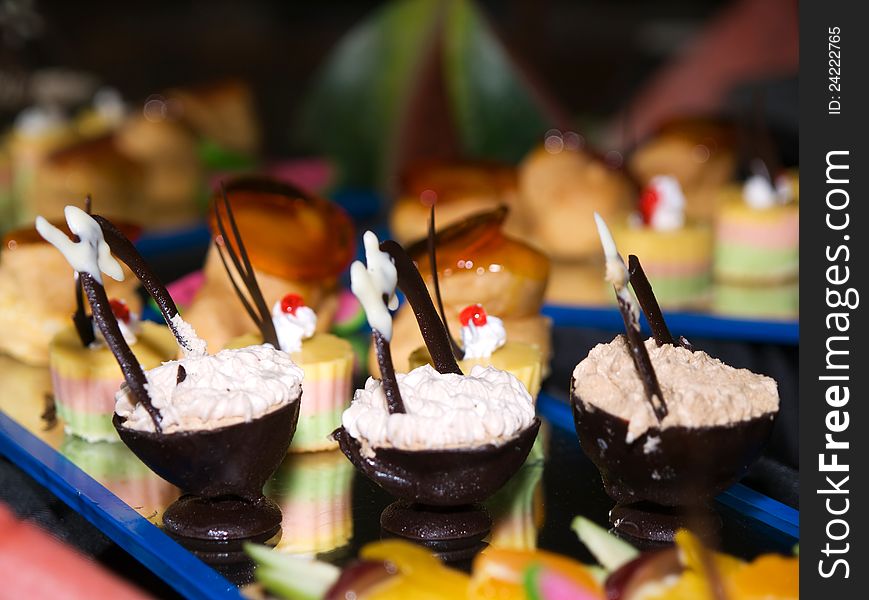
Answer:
[800,0,868,595]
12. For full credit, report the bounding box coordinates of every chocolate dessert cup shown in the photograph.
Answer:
[571,383,775,542]
[114,394,300,574]
[333,419,540,507]
[334,419,539,562]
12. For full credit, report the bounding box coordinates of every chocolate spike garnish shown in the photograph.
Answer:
[373,330,405,414]
[379,239,462,375]
[72,196,95,347]
[627,254,674,346]
[176,365,187,385]
[213,185,279,348]
[90,215,200,354]
[595,214,667,422]
[427,205,463,360]
[80,271,161,432]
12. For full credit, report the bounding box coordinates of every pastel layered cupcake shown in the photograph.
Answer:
[408,303,543,401]
[613,175,713,309]
[265,450,354,556]
[714,173,799,284]
[713,280,799,320]
[49,299,177,442]
[228,293,354,452]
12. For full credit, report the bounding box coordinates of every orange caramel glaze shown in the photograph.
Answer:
[208,178,355,282]
[407,207,548,284]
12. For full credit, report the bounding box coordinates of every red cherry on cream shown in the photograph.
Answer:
[638,185,660,226]
[280,293,305,315]
[459,304,488,327]
[109,299,131,323]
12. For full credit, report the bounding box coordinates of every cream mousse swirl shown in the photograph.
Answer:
[573,337,779,443]
[342,364,534,456]
[115,344,303,433]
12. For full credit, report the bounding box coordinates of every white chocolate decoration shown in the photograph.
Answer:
[35,206,124,285]
[573,337,779,443]
[116,344,303,433]
[350,230,398,340]
[272,299,317,353]
[594,212,639,326]
[342,364,534,456]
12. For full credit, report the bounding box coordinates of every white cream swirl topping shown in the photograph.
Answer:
[458,304,506,359]
[573,337,780,443]
[271,295,317,353]
[342,364,534,455]
[115,344,303,433]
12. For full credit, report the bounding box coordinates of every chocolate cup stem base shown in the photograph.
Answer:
[609,501,722,544]
[163,494,282,541]
[380,500,490,566]
[163,497,281,586]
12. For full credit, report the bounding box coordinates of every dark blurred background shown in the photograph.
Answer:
[2,0,797,159]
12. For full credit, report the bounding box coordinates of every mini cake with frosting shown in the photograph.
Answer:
[0,221,142,365]
[50,299,177,442]
[228,293,354,452]
[408,303,542,401]
[381,207,551,375]
[573,336,779,443]
[613,175,713,309]
[628,117,737,222]
[184,177,355,351]
[714,172,799,284]
[344,363,535,458]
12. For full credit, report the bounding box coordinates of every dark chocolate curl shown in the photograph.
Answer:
[80,272,161,432]
[213,186,280,348]
[616,295,668,423]
[379,240,462,375]
[373,330,405,414]
[92,215,198,354]
[427,206,463,360]
[72,273,95,347]
[627,255,675,346]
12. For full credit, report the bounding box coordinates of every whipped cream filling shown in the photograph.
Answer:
[573,337,779,443]
[272,301,316,353]
[116,344,303,434]
[342,364,535,456]
[170,313,208,357]
[461,315,507,359]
